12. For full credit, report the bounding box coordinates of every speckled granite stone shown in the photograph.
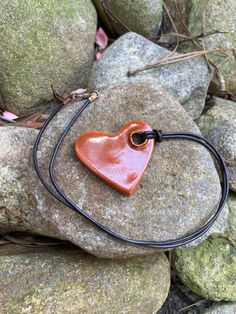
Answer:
[0,245,170,314]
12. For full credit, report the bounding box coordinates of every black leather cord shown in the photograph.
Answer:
[33,97,229,249]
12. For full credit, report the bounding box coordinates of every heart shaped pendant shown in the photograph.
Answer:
[75,120,154,195]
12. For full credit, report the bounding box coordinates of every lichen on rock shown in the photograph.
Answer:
[0,245,170,314]
[173,192,236,301]
[197,97,236,192]
[0,0,97,115]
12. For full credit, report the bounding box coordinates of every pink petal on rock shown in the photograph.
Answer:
[70,88,87,95]
[95,27,108,50]
[96,51,103,60]
[3,111,18,120]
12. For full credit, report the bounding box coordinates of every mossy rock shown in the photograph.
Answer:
[197,97,236,192]
[182,0,236,94]
[92,0,162,37]
[173,193,236,301]
[0,0,97,115]
[201,302,236,314]
[163,0,192,35]
[0,245,170,313]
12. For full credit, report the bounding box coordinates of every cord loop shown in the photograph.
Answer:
[140,129,163,143]
[33,98,229,249]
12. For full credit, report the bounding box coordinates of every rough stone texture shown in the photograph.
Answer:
[92,0,162,38]
[0,245,170,314]
[183,0,236,94]
[185,203,229,248]
[174,238,236,301]
[197,97,236,192]
[0,0,97,115]
[173,192,236,301]
[26,82,222,258]
[201,302,236,314]
[0,126,59,237]
[163,0,192,35]
[89,32,211,119]
[226,193,236,246]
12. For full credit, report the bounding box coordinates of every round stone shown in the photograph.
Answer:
[197,97,236,192]
[0,0,97,115]
[28,82,221,258]
[93,0,163,37]
[0,245,170,313]
[89,32,211,119]
[173,192,236,301]
[173,237,236,301]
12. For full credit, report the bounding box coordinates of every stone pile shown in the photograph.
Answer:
[1,0,236,312]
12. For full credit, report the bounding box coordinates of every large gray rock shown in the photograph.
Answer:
[183,0,236,94]
[226,193,236,246]
[89,32,211,119]
[92,0,162,37]
[26,82,222,258]
[0,245,170,314]
[0,126,61,237]
[163,0,192,35]
[185,202,229,248]
[197,97,236,192]
[0,0,97,115]
[173,192,236,301]
[0,127,49,233]
[201,302,236,314]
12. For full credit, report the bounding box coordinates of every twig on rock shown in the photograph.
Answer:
[158,1,180,65]
[179,299,207,313]
[51,85,89,105]
[127,48,231,77]
[100,0,131,34]
[0,231,67,248]
[163,31,228,47]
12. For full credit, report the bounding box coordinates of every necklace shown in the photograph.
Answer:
[33,91,229,249]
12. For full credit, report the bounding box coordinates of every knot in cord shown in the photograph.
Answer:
[140,129,163,143]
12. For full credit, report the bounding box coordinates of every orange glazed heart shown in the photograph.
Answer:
[75,120,154,195]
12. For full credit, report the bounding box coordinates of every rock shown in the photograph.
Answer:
[89,32,211,119]
[92,0,162,38]
[174,238,236,301]
[185,203,229,248]
[0,0,97,115]
[197,97,236,192]
[183,0,236,94]
[0,126,58,237]
[0,245,170,314]
[26,82,222,258]
[226,193,236,246]
[173,192,236,301]
[163,0,192,35]
[201,302,236,314]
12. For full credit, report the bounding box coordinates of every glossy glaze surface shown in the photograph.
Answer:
[75,120,154,195]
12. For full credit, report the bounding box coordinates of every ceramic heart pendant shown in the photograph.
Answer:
[75,120,154,195]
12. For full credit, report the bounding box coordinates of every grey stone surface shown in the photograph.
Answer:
[173,238,236,301]
[0,0,97,115]
[226,193,236,246]
[200,302,236,314]
[27,82,221,258]
[92,0,162,38]
[0,126,59,237]
[89,32,211,119]
[173,192,236,301]
[183,0,236,94]
[197,97,236,192]
[163,0,192,35]
[185,203,229,248]
[0,245,170,314]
